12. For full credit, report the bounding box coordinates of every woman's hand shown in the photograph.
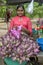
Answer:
[22,26,32,36]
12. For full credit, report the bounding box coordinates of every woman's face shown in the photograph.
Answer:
[17,7,24,17]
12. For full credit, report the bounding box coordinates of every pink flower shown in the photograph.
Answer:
[34,49,39,53]
[11,26,22,39]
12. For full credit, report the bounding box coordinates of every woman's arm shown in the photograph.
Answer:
[27,18,32,33]
[22,27,32,36]
[21,18,32,36]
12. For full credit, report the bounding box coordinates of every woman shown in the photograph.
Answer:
[0,5,39,64]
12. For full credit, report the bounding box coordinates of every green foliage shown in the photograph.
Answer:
[0,6,6,18]
[0,1,43,18]
[1,0,6,4]
[25,2,43,18]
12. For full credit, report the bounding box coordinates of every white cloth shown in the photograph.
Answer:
[26,0,34,14]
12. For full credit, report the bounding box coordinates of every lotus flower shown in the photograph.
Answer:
[34,49,39,53]
[11,26,22,39]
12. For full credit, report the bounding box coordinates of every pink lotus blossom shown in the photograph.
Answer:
[11,26,22,39]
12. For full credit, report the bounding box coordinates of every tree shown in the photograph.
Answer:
[0,1,43,18]
[25,2,43,18]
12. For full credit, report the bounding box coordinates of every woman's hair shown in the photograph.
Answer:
[16,4,25,15]
[16,4,24,10]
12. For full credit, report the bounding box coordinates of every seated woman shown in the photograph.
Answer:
[0,5,39,64]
